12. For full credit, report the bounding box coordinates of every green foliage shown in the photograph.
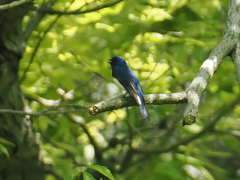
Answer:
[0,144,10,158]
[87,165,116,180]
[64,165,115,180]
[0,138,15,158]
[19,0,240,180]
[83,172,95,180]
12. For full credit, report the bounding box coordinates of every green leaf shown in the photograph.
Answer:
[0,137,15,147]
[87,165,116,180]
[52,141,77,154]
[0,143,10,158]
[64,172,82,180]
[64,174,74,180]
[83,172,96,180]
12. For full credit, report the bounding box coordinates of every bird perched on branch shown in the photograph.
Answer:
[109,56,150,121]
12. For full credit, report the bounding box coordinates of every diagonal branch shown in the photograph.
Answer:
[141,51,163,86]
[182,0,240,125]
[21,16,59,82]
[0,0,33,10]
[23,0,123,40]
[231,42,240,89]
[38,0,123,15]
[21,0,74,82]
[23,0,57,41]
[143,54,176,91]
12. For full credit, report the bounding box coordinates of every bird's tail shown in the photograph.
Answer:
[137,87,150,121]
[140,102,150,121]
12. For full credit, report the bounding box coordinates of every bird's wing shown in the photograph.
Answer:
[113,66,141,105]
[113,65,149,120]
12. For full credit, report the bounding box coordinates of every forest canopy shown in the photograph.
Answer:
[0,0,240,180]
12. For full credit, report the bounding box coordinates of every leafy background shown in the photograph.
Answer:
[13,0,240,179]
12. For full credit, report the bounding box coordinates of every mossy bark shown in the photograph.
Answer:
[0,1,44,179]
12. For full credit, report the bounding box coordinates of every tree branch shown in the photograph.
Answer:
[141,51,163,86]
[38,0,123,15]
[231,42,240,89]
[89,0,240,125]
[143,53,175,91]
[0,0,33,10]
[182,0,240,125]
[21,0,73,82]
[89,92,187,115]
[214,129,240,137]
[0,108,89,116]
[23,0,57,41]
[21,15,59,82]
[131,95,240,154]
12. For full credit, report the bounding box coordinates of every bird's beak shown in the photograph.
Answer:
[108,59,111,64]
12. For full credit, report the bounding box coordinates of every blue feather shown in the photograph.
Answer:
[109,56,150,121]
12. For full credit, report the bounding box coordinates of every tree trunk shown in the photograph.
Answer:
[0,0,44,179]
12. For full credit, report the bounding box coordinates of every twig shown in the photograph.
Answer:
[23,0,57,41]
[39,0,124,15]
[143,54,176,91]
[0,0,33,10]
[0,109,89,116]
[39,104,89,113]
[20,1,74,82]
[141,51,163,86]
[70,50,112,82]
[144,52,163,82]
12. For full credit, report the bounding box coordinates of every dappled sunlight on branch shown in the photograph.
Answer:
[89,92,187,115]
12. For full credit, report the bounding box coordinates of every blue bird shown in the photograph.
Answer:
[109,56,150,121]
